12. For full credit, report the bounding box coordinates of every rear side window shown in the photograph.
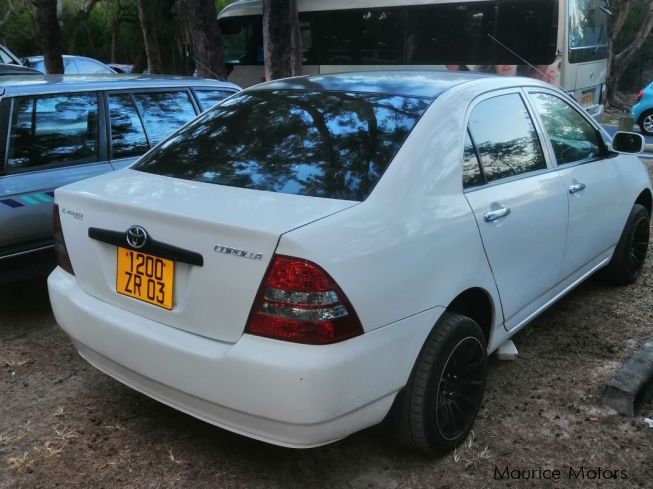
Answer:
[132,91,196,145]
[194,90,235,111]
[468,93,546,182]
[108,94,149,159]
[462,131,483,188]
[76,59,114,74]
[135,90,432,201]
[6,93,99,173]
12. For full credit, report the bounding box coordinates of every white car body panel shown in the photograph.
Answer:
[48,72,652,448]
[55,170,357,342]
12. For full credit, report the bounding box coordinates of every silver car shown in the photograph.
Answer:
[0,74,239,280]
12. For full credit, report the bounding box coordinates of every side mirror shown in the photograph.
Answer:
[611,131,644,154]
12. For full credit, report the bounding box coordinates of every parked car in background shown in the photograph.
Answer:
[24,55,117,75]
[632,81,653,136]
[0,74,239,281]
[108,63,133,74]
[0,64,41,76]
[48,71,651,453]
[0,43,23,66]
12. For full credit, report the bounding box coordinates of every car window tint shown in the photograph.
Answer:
[134,90,432,201]
[530,92,601,165]
[194,90,235,111]
[468,93,546,182]
[6,93,99,173]
[108,94,149,159]
[463,131,483,188]
[76,59,113,74]
[133,91,197,145]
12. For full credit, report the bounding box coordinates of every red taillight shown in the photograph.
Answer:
[245,255,363,345]
[638,90,644,103]
[52,204,74,275]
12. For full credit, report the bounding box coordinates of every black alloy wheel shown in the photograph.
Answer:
[435,336,486,441]
[392,312,487,453]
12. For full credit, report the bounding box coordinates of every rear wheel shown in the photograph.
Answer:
[393,312,487,453]
[604,204,650,285]
[638,110,653,136]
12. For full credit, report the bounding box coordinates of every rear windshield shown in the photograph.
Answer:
[134,89,432,201]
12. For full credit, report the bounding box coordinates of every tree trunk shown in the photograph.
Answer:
[34,0,64,74]
[137,0,163,74]
[186,0,228,79]
[111,18,121,64]
[608,1,653,107]
[262,0,302,81]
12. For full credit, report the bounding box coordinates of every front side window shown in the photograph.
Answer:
[530,92,601,165]
[468,93,546,182]
[108,93,149,159]
[6,93,99,173]
[132,91,197,145]
[135,90,432,201]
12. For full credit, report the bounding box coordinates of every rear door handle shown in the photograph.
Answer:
[568,183,586,194]
[484,207,511,222]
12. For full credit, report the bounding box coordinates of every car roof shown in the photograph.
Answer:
[248,70,496,99]
[0,74,240,96]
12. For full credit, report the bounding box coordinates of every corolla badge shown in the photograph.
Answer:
[126,225,148,249]
[214,244,263,261]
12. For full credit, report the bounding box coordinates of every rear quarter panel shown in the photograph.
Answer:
[277,84,505,349]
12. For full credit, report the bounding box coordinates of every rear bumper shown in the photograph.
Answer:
[48,267,441,448]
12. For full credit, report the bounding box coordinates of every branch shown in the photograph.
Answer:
[613,2,653,71]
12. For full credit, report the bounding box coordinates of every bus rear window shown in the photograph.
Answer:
[134,90,432,201]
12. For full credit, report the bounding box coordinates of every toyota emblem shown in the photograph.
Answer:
[126,225,148,249]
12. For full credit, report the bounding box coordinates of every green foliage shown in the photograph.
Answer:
[0,2,38,57]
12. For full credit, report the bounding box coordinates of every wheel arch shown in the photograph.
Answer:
[445,287,495,346]
[635,188,652,217]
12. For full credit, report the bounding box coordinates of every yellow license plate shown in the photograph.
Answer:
[116,247,174,309]
[581,92,593,105]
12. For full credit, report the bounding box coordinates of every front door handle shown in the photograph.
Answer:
[484,207,511,222]
[568,182,586,194]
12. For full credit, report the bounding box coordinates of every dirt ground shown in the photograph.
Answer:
[2,167,653,489]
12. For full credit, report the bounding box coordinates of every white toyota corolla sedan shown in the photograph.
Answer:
[48,71,651,453]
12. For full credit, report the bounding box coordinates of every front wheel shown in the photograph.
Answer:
[604,204,650,285]
[638,110,653,136]
[393,312,487,454]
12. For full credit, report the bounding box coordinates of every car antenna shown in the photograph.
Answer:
[487,34,551,80]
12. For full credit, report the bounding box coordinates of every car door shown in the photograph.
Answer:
[463,91,569,332]
[107,89,199,170]
[527,90,628,282]
[0,91,109,257]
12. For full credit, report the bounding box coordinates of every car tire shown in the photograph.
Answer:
[393,312,487,454]
[638,109,653,136]
[604,204,650,285]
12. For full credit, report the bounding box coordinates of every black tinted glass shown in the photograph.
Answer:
[133,91,196,145]
[194,90,235,111]
[530,92,601,164]
[135,90,431,201]
[6,93,99,173]
[405,4,494,64]
[108,94,149,159]
[468,94,546,182]
[463,131,483,188]
[317,9,404,64]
